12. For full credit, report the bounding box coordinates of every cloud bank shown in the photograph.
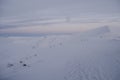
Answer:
[0,0,120,35]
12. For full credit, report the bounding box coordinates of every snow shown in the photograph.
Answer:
[0,26,120,80]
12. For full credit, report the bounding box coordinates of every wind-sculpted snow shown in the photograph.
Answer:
[63,38,120,80]
[0,26,120,80]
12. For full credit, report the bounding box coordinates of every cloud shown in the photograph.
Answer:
[0,20,120,35]
[1,0,120,17]
[0,0,120,35]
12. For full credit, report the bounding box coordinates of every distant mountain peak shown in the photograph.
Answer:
[83,26,110,36]
[75,26,110,38]
[93,25,110,33]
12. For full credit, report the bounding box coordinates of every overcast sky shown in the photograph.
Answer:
[1,0,120,17]
[0,0,120,34]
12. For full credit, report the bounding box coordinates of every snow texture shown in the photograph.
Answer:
[0,26,120,80]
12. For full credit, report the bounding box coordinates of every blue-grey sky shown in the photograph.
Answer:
[1,0,120,17]
[0,0,120,34]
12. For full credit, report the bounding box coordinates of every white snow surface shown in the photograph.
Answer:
[0,26,120,80]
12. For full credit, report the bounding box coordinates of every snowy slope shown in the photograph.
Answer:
[73,26,110,39]
[0,26,120,80]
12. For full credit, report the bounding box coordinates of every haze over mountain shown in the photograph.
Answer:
[0,0,120,80]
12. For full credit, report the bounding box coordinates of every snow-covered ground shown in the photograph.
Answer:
[0,26,120,80]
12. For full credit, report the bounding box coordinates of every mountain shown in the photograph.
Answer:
[75,26,110,38]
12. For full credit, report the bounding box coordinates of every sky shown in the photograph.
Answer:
[0,0,120,34]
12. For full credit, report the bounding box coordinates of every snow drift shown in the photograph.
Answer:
[0,26,120,80]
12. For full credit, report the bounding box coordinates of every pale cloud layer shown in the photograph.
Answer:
[0,0,120,34]
[1,0,120,17]
[0,21,120,34]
